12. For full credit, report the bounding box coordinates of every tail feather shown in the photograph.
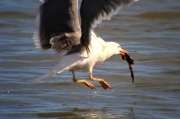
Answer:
[34,53,85,82]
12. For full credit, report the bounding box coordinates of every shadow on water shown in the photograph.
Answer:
[3,108,137,119]
[36,107,136,119]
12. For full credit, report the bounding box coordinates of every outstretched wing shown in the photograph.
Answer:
[80,0,137,49]
[34,0,81,53]
[39,0,48,2]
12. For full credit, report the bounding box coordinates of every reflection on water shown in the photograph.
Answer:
[0,0,180,119]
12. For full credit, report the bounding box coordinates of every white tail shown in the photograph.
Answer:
[34,53,85,81]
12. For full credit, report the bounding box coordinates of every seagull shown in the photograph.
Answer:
[33,0,137,89]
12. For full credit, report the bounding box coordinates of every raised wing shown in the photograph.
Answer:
[80,0,137,50]
[34,0,81,53]
[39,0,48,2]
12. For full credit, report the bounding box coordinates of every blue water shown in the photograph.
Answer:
[0,0,180,119]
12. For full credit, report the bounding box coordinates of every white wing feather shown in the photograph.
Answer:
[34,53,85,81]
[39,0,49,2]
[33,14,41,49]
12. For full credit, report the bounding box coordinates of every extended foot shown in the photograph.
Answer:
[99,81,112,90]
[89,73,112,89]
[72,71,95,89]
[83,81,95,89]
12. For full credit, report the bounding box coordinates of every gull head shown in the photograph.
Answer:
[106,42,134,83]
[106,42,128,56]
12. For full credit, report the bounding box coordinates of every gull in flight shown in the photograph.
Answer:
[34,0,137,89]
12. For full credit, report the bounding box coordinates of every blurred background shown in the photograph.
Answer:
[0,0,180,119]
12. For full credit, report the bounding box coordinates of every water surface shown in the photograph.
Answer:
[0,0,180,119]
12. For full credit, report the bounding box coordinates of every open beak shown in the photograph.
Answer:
[120,49,128,56]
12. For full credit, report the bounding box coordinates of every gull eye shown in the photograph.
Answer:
[118,46,120,48]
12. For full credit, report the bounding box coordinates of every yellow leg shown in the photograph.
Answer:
[89,73,111,89]
[72,71,95,89]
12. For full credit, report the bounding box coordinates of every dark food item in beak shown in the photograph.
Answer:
[122,54,134,83]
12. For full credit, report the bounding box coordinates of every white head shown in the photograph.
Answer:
[106,42,128,57]
[104,42,134,83]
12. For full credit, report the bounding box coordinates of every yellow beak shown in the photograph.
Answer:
[120,49,128,56]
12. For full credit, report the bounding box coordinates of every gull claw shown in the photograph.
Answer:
[84,81,95,89]
[100,81,112,90]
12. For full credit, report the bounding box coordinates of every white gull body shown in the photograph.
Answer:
[35,32,125,89]
[34,0,137,89]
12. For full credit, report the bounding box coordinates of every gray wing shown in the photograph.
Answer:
[34,0,81,53]
[80,0,137,49]
[39,0,48,2]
